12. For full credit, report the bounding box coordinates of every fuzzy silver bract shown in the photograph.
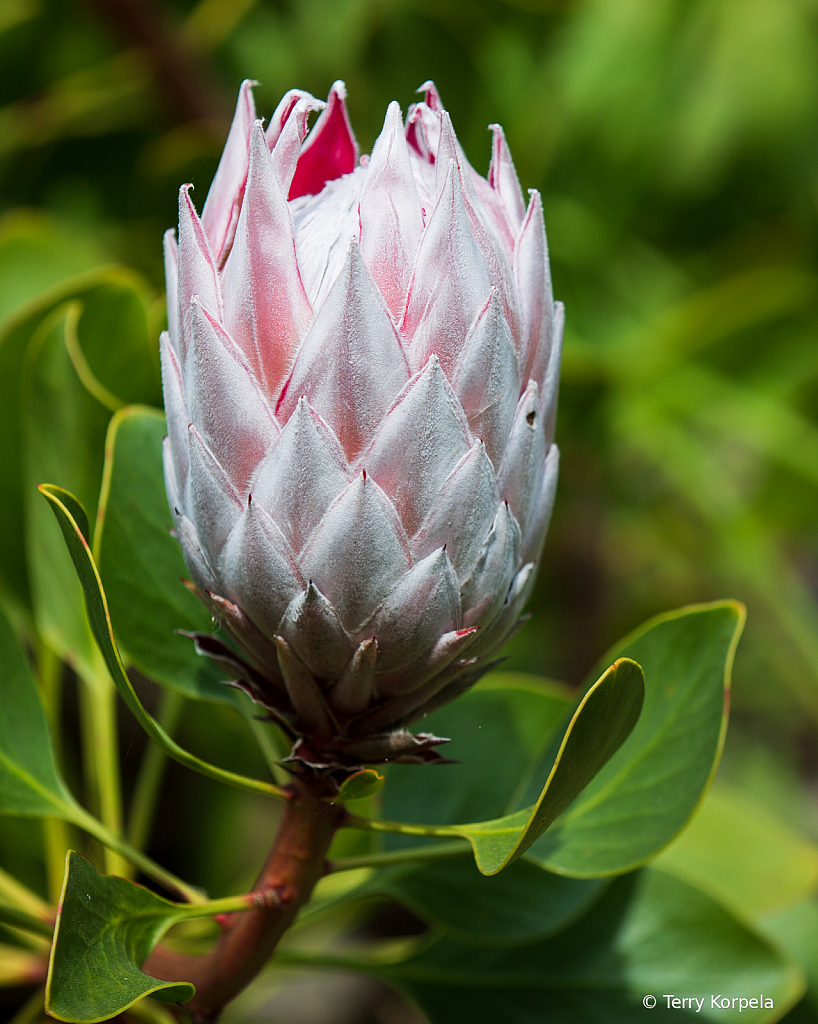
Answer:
[162,80,562,778]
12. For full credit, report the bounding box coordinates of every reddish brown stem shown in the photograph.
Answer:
[84,0,230,125]
[143,780,346,1022]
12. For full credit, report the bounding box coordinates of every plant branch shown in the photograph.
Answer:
[84,0,231,125]
[42,818,71,906]
[144,780,345,1022]
[241,707,291,789]
[0,864,50,917]
[328,840,471,873]
[0,901,54,938]
[127,689,185,851]
[171,890,286,920]
[36,641,72,902]
[70,804,205,904]
[343,814,461,838]
[78,656,128,878]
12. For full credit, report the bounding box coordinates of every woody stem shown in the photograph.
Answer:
[143,778,345,1022]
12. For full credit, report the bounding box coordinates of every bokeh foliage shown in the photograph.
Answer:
[4,0,818,720]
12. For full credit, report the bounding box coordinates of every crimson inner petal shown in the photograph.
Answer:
[289,90,357,200]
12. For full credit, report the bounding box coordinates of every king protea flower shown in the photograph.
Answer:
[161,80,562,780]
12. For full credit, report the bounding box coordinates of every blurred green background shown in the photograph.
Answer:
[2,0,818,1018]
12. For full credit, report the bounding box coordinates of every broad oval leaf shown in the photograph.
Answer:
[0,213,105,327]
[350,855,609,946]
[377,603,741,879]
[0,602,74,817]
[529,601,744,876]
[762,900,818,1016]
[366,659,644,875]
[376,869,803,1024]
[0,213,106,610]
[46,852,194,1022]
[447,658,644,873]
[382,674,575,833]
[94,406,233,703]
[0,256,157,615]
[22,302,110,674]
[656,785,818,919]
[70,275,161,410]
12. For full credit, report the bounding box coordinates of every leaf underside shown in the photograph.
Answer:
[380,602,742,878]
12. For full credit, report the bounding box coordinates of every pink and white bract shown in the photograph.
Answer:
[162,80,562,779]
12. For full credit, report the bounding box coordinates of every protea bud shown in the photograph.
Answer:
[161,80,562,782]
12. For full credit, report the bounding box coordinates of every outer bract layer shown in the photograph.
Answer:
[162,80,563,780]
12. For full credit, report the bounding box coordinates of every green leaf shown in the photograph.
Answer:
[0,260,156,615]
[46,852,195,1022]
[0,212,105,327]
[48,486,91,545]
[0,601,74,817]
[528,600,744,876]
[45,851,265,1021]
[337,770,385,803]
[94,406,233,703]
[39,484,286,800]
[22,301,110,671]
[382,674,575,834]
[655,785,818,919]
[362,659,645,875]
[69,275,161,409]
[453,658,644,873]
[376,869,803,1024]
[0,309,44,610]
[376,603,740,879]
[0,587,207,900]
[351,855,609,946]
[762,900,818,1017]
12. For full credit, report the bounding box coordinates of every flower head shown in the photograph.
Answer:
[162,80,562,782]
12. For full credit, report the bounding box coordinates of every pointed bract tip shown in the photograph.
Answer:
[179,183,197,214]
[385,99,403,123]
[416,81,444,110]
[288,82,358,198]
[427,352,441,369]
